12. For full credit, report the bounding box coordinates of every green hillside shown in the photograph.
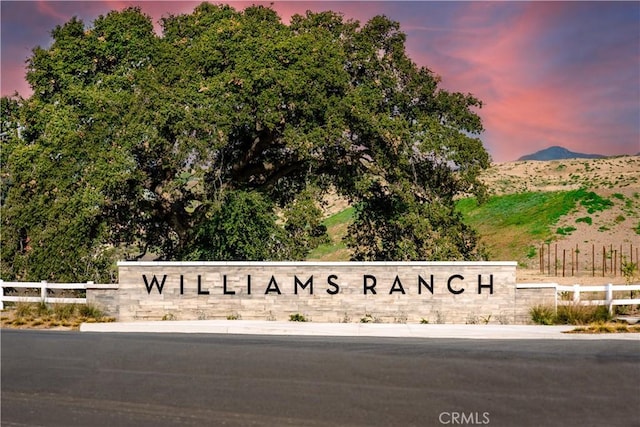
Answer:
[307,189,628,263]
[455,191,582,262]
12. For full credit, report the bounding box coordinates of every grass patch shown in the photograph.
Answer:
[323,206,355,228]
[2,302,113,330]
[579,191,613,213]
[456,188,621,261]
[566,322,640,334]
[307,207,354,260]
[530,303,612,325]
[456,190,584,260]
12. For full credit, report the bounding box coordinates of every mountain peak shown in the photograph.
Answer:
[518,146,605,161]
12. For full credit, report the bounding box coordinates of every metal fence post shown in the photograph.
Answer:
[0,280,4,310]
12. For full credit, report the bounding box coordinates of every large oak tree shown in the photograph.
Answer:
[1,4,489,282]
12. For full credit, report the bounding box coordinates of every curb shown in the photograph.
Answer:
[79,320,640,340]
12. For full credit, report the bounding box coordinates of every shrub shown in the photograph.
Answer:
[78,304,104,319]
[576,216,592,225]
[556,226,576,236]
[580,191,613,213]
[53,304,77,320]
[289,313,308,322]
[526,246,537,259]
[555,304,611,325]
[531,304,612,325]
[530,305,555,325]
[360,313,376,323]
[36,301,52,317]
[14,302,34,318]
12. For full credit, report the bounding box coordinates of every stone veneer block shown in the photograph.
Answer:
[81,261,544,324]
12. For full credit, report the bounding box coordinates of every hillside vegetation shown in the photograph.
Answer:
[309,156,640,266]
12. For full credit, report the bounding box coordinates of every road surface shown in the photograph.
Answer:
[2,330,638,426]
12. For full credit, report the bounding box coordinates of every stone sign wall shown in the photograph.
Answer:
[86,261,545,324]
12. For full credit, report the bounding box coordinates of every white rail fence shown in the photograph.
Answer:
[2,281,639,315]
[517,283,640,314]
[0,280,95,310]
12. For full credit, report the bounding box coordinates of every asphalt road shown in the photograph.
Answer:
[1,330,638,427]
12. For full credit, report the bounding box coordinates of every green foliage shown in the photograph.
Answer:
[348,185,486,261]
[306,207,354,260]
[78,304,104,319]
[323,207,355,228]
[53,304,77,321]
[579,191,613,213]
[530,305,556,325]
[576,216,592,225]
[289,313,308,322]
[556,226,576,236]
[530,304,611,325]
[621,258,637,285]
[555,304,611,325]
[281,187,330,260]
[456,190,582,260]
[14,302,35,318]
[182,190,291,261]
[456,189,620,261]
[525,246,537,259]
[614,215,626,224]
[457,191,580,237]
[2,4,491,281]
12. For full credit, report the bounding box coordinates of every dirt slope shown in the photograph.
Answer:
[481,156,640,283]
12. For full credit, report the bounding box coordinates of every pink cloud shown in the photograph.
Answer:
[2,2,637,161]
[404,2,638,161]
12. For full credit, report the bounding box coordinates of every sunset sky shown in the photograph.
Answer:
[1,1,638,162]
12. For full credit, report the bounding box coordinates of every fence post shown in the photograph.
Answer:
[87,281,93,304]
[572,284,580,304]
[40,280,47,303]
[0,279,4,310]
[605,283,613,316]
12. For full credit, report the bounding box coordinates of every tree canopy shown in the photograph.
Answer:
[1,4,490,282]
